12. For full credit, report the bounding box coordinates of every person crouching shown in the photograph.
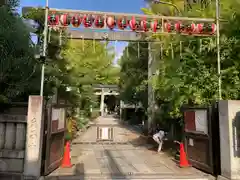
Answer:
[152,124,167,153]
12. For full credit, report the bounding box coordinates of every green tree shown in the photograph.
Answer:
[119,42,148,111]
[0,2,40,103]
[23,8,70,97]
[143,0,240,125]
[24,8,120,95]
[0,4,119,117]
[143,0,184,16]
[61,39,119,108]
[118,0,240,131]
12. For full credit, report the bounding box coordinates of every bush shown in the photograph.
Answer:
[75,110,89,129]
[65,132,72,141]
[90,110,100,120]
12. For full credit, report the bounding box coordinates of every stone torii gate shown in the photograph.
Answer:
[93,84,119,116]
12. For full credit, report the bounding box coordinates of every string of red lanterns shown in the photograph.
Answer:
[48,13,216,35]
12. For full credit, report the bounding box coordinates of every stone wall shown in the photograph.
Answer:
[0,104,28,173]
[218,100,240,180]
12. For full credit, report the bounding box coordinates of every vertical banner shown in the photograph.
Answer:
[24,96,44,178]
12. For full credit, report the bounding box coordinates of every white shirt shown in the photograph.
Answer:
[153,130,165,141]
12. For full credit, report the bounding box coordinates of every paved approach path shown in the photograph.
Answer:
[46,116,214,180]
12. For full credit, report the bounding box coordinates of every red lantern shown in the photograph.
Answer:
[83,15,93,28]
[151,20,158,32]
[94,16,105,28]
[185,23,196,33]
[59,14,70,26]
[71,14,81,27]
[140,18,150,31]
[129,16,137,31]
[203,23,216,34]
[164,22,174,32]
[106,16,115,30]
[48,13,59,26]
[211,23,216,34]
[117,17,128,30]
[196,23,204,33]
[175,22,185,33]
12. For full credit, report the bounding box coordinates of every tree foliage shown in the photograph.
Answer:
[119,42,148,110]
[24,8,120,112]
[151,0,240,121]
[120,0,240,126]
[60,39,119,109]
[0,3,40,103]
[1,4,120,118]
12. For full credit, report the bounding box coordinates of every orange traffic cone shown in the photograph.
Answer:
[179,143,191,168]
[61,141,73,168]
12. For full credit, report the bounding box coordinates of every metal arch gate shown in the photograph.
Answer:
[44,8,218,139]
[21,5,218,176]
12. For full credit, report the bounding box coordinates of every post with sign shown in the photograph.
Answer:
[97,125,113,142]
[24,96,44,179]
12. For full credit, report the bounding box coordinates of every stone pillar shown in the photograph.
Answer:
[24,96,44,179]
[100,88,105,116]
[218,100,240,180]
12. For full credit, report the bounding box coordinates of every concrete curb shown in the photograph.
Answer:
[43,174,213,180]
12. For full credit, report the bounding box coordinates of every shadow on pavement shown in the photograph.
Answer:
[74,163,85,179]
[118,120,178,156]
[103,149,128,179]
[43,149,129,180]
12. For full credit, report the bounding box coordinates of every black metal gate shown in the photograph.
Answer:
[183,102,221,176]
[41,97,68,176]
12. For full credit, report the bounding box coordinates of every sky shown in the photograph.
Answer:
[19,0,148,64]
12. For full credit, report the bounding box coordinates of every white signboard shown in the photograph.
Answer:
[51,108,60,121]
[58,108,65,130]
[195,110,208,134]
[51,108,65,130]
[189,138,194,146]
[101,127,109,140]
